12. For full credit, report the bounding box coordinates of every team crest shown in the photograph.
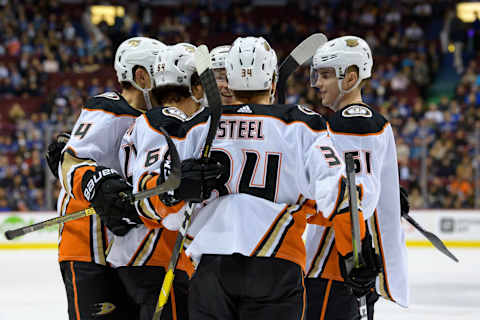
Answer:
[342,105,372,118]
[127,39,141,47]
[345,39,359,47]
[162,107,188,121]
[94,92,120,100]
[182,44,196,53]
[92,302,116,316]
[263,41,271,52]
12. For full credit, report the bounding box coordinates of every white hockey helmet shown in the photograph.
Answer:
[210,45,231,69]
[225,37,278,91]
[153,43,197,89]
[114,37,166,88]
[114,37,166,109]
[310,35,373,87]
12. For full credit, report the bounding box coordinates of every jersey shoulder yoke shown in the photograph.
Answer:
[84,92,142,117]
[222,104,327,131]
[329,103,388,135]
[145,106,210,138]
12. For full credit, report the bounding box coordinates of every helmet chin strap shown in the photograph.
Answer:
[327,77,361,110]
[190,87,208,108]
[131,79,153,110]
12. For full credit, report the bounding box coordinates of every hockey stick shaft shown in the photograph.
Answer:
[344,153,368,320]
[277,33,327,103]
[153,45,223,320]
[403,214,459,262]
[4,128,181,241]
[4,207,96,240]
[4,180,177,240]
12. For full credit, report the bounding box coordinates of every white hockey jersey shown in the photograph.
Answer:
[105,119,195,276]
[128,103,361,272]
[305,103,409,307]
[57,91,142,265]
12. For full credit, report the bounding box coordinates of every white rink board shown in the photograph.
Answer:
[0,247,478,320]
[2,210,480,248]
[0,212,58,247]
[403,210,480,243]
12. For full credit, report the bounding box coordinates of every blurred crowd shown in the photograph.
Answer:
[0,0,478,210]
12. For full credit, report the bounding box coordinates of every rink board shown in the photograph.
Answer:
[1,210,480,249]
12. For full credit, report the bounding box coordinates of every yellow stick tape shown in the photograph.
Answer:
[0,243,58,249]
[157,269,175,308]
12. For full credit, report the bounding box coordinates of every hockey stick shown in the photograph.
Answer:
[403,213,459,262]
[4,127,180,241]
[152,45,223,320]
[276,33,328,104]
[345,153,368,320]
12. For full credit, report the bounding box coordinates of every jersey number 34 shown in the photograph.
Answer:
[211,149,281,202]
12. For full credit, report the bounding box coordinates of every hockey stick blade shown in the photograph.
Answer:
[277,33,327,103]
[5,127,181,241]
[345,153,368,320]
[152,45,224,320]
[404,214,459,262]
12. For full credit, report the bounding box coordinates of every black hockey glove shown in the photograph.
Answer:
[400,186,410,217]
[339,233,383,298]
[45,132,70,179]
[81,166,142,236]
[174,158,224,203]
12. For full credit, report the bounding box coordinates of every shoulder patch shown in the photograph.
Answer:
[162,107,188,121]
[297,104,318,116]
[94,92,120,100]
[329,103,387,135]
[341,105,372,118]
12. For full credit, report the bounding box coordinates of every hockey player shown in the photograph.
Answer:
[106,42,222,320]
[305,35,408,320]
[210,45,237,104]
[126,36,366,320]
[54,36,164,320]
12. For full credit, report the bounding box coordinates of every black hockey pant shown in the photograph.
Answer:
[116,265,190,320]
[60,261,137,320]
[189,253,306,320]
[305,277,379,320]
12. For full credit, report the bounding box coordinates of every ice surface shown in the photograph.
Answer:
[0,247,478,319]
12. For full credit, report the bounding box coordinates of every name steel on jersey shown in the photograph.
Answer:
[217,119,264,140]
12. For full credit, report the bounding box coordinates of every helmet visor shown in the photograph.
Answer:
[310,67,320,87]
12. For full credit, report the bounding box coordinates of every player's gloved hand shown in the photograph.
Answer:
[400,186,410,217]
[81,166,142,236]
[174,158,224,203]
[45,132,71,179]
[339,233,383,298]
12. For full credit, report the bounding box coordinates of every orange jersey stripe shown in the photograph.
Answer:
[253,199,316,272]
[144,175,185,220]
[70,262,81,320]
[331,211,366,256]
